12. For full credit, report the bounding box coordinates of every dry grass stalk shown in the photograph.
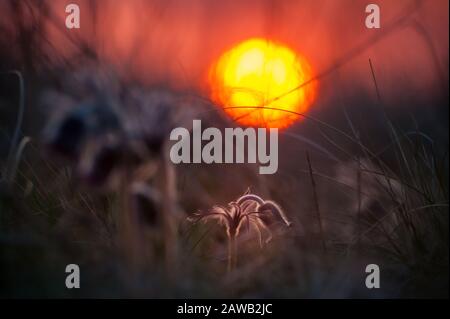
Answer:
[306,152,326,252]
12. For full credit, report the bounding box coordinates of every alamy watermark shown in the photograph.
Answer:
[65,264,80,289]
[169,120,278,175]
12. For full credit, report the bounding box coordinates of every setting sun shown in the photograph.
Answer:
[209,38,317,129]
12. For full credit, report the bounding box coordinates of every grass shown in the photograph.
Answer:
[306,151,326,252]
[2,77,446,297]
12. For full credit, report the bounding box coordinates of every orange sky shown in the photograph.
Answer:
[2,0,448,106]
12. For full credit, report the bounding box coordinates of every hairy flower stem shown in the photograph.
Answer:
[227,233,238,273]
[119,168,140,272]
[227,234,235,273]
[161,143,178,277]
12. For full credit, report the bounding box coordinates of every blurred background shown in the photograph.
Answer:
[0,0,448,298]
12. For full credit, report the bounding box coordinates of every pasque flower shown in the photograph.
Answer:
[189,188,291,272]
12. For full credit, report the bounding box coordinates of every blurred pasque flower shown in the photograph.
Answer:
[41,68,194,189]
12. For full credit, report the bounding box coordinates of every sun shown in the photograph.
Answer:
[209,38,317,129]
